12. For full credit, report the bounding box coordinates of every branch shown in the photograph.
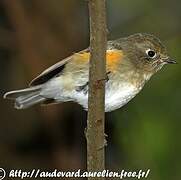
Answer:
[87,0,107,178]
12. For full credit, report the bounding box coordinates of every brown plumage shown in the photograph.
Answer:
[4,33,176,111]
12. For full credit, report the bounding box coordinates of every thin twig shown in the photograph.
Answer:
[87,0,107,179]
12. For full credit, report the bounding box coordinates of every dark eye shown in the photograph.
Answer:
[146,49,156,58]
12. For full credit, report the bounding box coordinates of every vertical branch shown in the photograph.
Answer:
[87,0,107,178]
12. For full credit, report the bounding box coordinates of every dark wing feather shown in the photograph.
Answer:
[29,56,72,86]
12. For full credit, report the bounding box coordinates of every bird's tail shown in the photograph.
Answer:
[3,86,45,109]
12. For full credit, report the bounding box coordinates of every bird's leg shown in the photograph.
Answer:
[76,82,89,95]
[76,71,110,94]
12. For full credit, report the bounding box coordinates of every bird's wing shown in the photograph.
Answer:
[29,47,123,86]
[29,56,73,86]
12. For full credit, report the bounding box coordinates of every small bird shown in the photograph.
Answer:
[4,33,176,112]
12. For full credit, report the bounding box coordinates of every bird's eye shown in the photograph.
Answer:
[146,49,156,58]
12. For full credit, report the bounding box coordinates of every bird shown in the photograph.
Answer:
[3,33,176,112]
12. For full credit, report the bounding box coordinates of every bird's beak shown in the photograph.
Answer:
[164,58,177,64]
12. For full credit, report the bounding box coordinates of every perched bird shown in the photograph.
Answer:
[4,33,176,112]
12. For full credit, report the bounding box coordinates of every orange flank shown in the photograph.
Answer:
[75,50,124,71]
[106,50,124,70]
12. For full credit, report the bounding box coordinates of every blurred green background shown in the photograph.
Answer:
[1,0,180,179]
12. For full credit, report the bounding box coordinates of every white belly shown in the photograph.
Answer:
[104,83,139,111]
[71,82,140,112]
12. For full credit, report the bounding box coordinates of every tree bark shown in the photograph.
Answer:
[87,0,107,179]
